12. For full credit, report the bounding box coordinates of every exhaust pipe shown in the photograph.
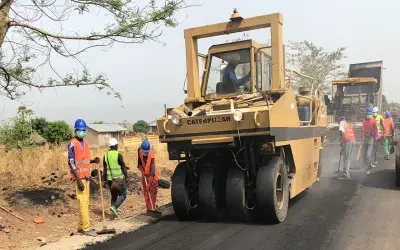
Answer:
[172,108,188,118]
[183,105,193,116]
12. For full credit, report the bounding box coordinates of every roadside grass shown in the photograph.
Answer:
[0,135,172,190]
[0,135,175,250]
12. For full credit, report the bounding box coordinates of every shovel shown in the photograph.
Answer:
[142,172,162,218]
[354,143,363,168]
[96,164,116,235]
[336,146,343,173]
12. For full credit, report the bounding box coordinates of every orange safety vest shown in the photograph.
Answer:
[362,118,377,138]
[139,149,158,179]
[384,118,394,136]
[343,121,356,142]
[69,138,91,180]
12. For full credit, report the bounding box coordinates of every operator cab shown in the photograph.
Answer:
[202,40,272,100]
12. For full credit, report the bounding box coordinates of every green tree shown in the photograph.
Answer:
[286,41,347,94]
[0,106,34,150]
[0,0,193,100]
[133,120,150,134]
[32,117,49,136]
[43,121,73,145]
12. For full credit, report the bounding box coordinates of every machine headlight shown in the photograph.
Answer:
[171,113,181,125]
[233,110,243,122]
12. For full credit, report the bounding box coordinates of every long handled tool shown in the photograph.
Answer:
[350,142,363,170]
[0,205,25,221]
[142,173,162,218]
[336,146,343,173]
[336,154,342,173]
[356,143,362,164]
[96,164,116,235]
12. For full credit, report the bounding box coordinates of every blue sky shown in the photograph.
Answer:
[2,0,399,124]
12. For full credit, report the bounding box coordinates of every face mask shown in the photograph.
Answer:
[76,130,86,138]
[366,115,372,119]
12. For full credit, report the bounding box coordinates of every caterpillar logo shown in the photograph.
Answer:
[187,116,231,125]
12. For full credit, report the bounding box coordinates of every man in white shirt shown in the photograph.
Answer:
[337,116,356,179]
[339,116,346,134]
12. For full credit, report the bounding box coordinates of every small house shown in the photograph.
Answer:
[86,124,128,147]
[119,122,134,136]
[148,121,158,134]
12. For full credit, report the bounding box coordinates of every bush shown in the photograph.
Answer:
[43,121,73,145]
[0,117,34,150]
[32,117,49,136]
[133,120,150,134]
[0,106,34,150]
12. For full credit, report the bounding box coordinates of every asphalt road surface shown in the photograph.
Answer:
[86,144,400,250]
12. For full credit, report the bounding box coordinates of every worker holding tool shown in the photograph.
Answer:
[336,117,345,173]
[67,119,100,237]
[102,138,129,217]
[372,107,385,166]
[338,116,356,180]
[362,108,378,175]
[137,140,159,214]
[383,111,394,160]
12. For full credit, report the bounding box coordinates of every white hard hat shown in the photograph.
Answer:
[108,138,118,147]
[372,107,379,113]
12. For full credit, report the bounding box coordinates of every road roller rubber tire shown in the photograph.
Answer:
[256,156,289,224]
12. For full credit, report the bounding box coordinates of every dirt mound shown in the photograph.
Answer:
[41,172,65,186]
[160,167,173,178]
[127,172,142,195]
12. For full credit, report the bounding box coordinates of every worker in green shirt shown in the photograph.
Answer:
[102,138,129,217]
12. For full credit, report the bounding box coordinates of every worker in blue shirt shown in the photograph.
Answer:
[222,62,250,86]
[67,119,100,237]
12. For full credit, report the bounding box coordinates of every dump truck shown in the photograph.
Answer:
[156,10,328,223]
[326,61,384,142]
[331,77,378,123]
[330,61,384,122]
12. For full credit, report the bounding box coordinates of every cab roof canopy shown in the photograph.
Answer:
[212,46,250,64]
[208,40,271,65]
[183,11,284,102]
[332,77,377,86]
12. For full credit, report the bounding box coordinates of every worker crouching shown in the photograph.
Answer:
[103,138,129,217]
[338,116,356,180]
[138,140,159,213]
[68,119,100,237]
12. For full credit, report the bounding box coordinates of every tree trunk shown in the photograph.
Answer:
[0,0,12,47]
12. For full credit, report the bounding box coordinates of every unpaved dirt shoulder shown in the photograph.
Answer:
[0,164,175,249]
[27,205,174,250]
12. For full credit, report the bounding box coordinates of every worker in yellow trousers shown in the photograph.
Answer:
[67,119,100,236]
